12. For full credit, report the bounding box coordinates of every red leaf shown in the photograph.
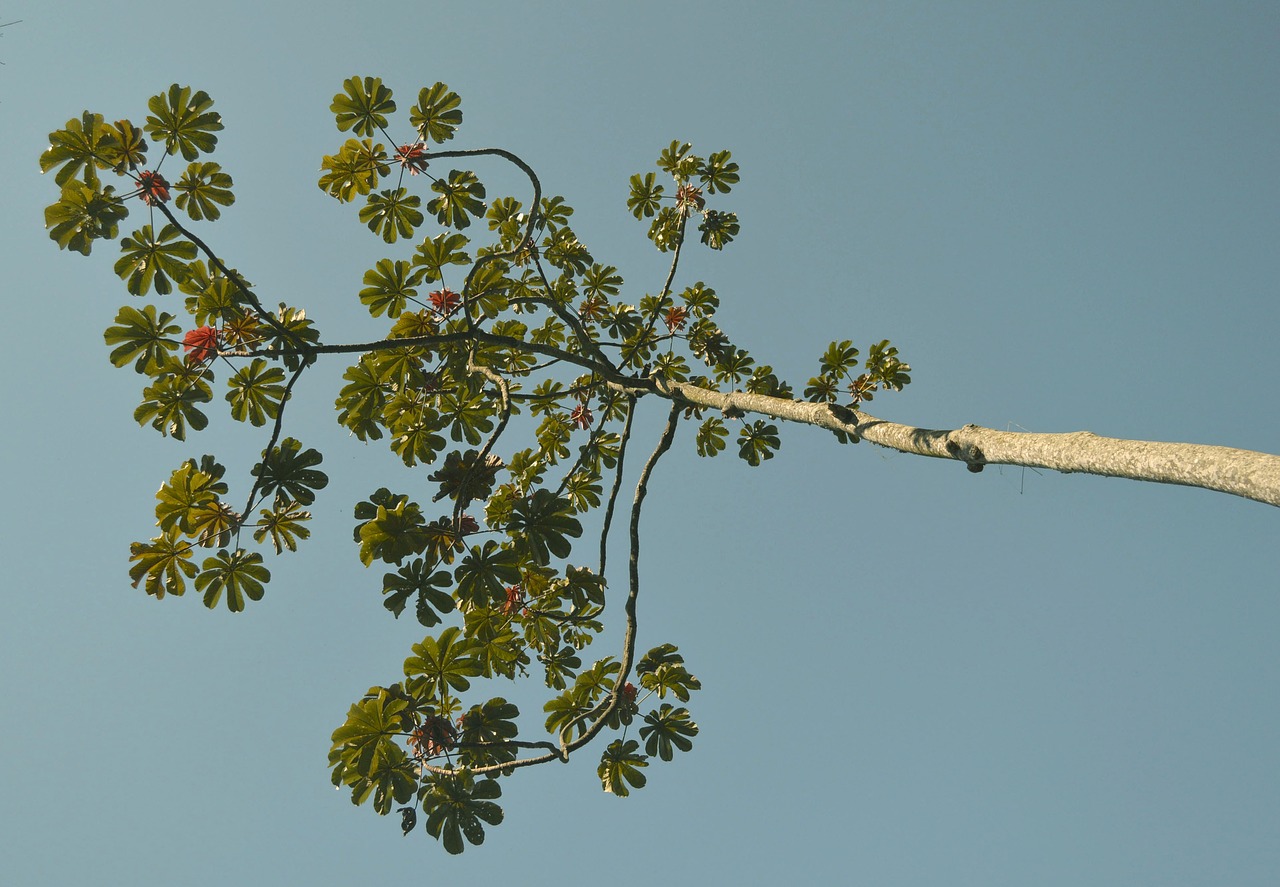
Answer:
[182,326,219,362]
[136,170,170,206]
[395,143,430,175]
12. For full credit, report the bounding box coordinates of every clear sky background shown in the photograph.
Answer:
[3,2,1278,884]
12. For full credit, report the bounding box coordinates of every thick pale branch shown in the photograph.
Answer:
[656,379,1280,508]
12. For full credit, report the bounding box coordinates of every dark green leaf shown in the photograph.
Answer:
[252,437,328,505]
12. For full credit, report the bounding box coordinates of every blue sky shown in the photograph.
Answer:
[3,2,1278,884]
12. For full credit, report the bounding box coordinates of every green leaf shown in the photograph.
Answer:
[359,258,422,318]
[698,149,740,194]
[145,84,222,160]
[411,232,471,283]
[155,457,228,536]
[252,497,312,554]
[736,420,780,466]
[627,172,663,219]
[194,548,269,612]
[40,112,120,187]
[598,739,648,797]
[226,358,287,426]
[457,698,520,768]
[819,340,860,379]
[403,626,483,702]
[419,771,503,855]
[105,118,148,175]
[330,689,414,813]
[114,224,196,296]
[506,489,582,566]
[331,76,395,137]
[428,448,503,509]
[44,180,128,256]
[639,704,699,761]
[695,416,728,457]
[410,82,463,144]
[174,161,234,221]
[128,528,198,599]
[636,643,703,702]
[360,188,423,243]
[382,558,455,626]
[336,357,389,441]
[252,437,328,506]
[647,206,682,252]
[104,304,181,373]
[318,138,389,201]
[455,541,522,609]
[428,170,486,230]
[135,369,212,440]
[697,209,739,250]
[657,140,699,180]
[354,490,430,566]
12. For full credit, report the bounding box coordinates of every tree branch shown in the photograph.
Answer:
[654,379,1280,507]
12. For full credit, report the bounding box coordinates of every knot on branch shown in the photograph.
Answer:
[945,437,986,473]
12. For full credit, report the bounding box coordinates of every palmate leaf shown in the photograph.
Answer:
[186,500,238,549]
[455,541,522,609]
[403,626,483,702]
[331,76,396,138]
[355,492,429,566]
[360,188,423,243]
[428,449,503,508]
[411,232,470,283]
[252,437,328,506]
[698,149,740,194]
[382,557,455,626]
[104,304,181,373]
[388,410,448,468]
[463,608,527,681]
[639,704,699,761]
[155,457,228,536]
[695,416,728,457]
[114,224,197,296]
[505,489,582,566]
[40,112,120,187]
[194,548,269,612]
[330,689,411,784]
[318,138,389,202]
[457,698,520,768]
[45,180,128,256]
[627,172,664,219]
[410,82,463,144]
[359,258,423,318]
[737,420,781,466]
[226,358,287,426]
[264,304,322,373]
[636,644,702,702]
[419,771,503,855]
[697,209,739,250]
[598,739,648,797]
[135,371,213,440]
[436,388,496,446]
[174,161,235,221]
[128,527,198,599]
[428,170,486,230]
[657,140,699,180]
[145,84,223,160]
[106,119,149,175]
[253,496,312,554]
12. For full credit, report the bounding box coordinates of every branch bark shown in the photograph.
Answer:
[655,379,1280,508]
